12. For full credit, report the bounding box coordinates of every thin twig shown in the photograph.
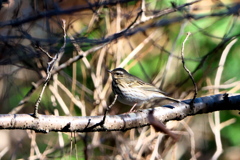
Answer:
[181,32,197,106]
[107,94,118,110]
[38,47,53,59]
[56,79,86,116]
[119,30,158,68]
[49,85,70,115]
[214,38,238,94]
[82,95,118,132]
[33,20,67,118]
[0,0,137,28]
[180,121,197,160]
[160,21,187,89]
[211,38,238,160]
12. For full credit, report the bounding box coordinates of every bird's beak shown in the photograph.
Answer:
[108,70,112,73]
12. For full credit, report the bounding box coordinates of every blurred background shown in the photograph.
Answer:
[0,0,240,159]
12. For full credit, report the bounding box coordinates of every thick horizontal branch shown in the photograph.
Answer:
[0,93,239,133]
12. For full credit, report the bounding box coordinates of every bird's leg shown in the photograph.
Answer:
[129,103,137,112]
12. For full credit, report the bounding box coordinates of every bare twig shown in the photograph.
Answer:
[202,81,240,90]
[214,38,238,94]
[119,30,158,68]
[181,32,197,106]
[180,121,197,160]
[160,21,187,89]
[149,133,163,160]
[131,0,201,29]
[107,94,118,110]
[211,38,238,160]
[0,0,137,28]
[177,36,239,88]
[12,35,103,115]
[33,20,67,118]
[49,85,70,115]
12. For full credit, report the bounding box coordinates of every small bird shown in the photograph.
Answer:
[108,68,180,111]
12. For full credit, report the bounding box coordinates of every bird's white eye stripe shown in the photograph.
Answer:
[116,71,123,75]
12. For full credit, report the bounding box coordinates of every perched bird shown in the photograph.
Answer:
[108,68,180,111]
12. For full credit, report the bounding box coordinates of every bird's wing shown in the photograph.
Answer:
[128,79,166,94]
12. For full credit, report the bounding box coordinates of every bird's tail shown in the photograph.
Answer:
[165,97,180,103]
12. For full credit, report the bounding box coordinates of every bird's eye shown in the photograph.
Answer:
[115,72,123,76]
